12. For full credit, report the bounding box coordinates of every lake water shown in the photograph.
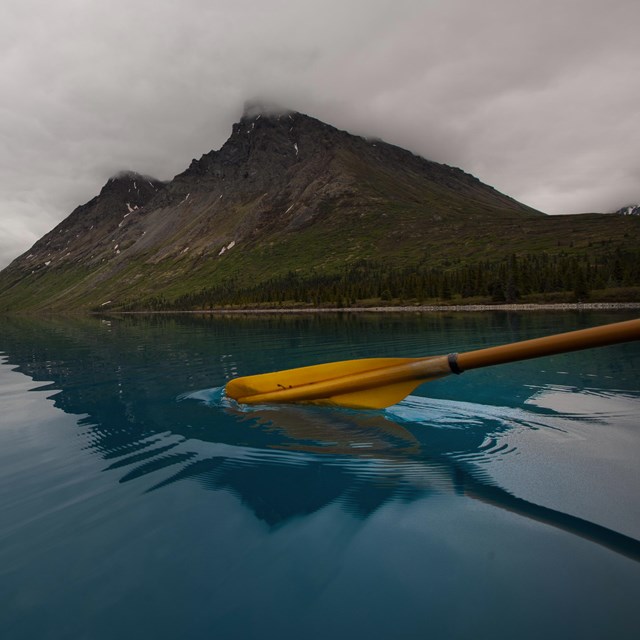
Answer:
[1,311,639,639]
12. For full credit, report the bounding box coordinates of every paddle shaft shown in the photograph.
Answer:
[454,318,640,373]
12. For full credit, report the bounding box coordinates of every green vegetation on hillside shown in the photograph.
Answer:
[110,249,640,311]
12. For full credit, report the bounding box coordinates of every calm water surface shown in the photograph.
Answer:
[1,311,639,639]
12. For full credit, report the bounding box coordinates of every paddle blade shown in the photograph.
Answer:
[225,356,452,409]
[310,378,434,410]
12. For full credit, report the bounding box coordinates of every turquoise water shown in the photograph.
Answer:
[1,311,639,639]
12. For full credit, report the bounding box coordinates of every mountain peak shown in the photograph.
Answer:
[242,99,292,120]
[109,169,147,180]
[104,170,163,187]
[99,171,165,199]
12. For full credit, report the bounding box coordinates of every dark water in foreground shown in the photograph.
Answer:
[1,311,639,640]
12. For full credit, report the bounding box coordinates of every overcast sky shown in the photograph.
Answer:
[1,0,639,268]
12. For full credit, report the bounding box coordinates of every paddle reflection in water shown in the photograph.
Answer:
[170,386,640,561]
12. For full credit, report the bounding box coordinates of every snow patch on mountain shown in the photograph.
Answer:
[613,204,640,216]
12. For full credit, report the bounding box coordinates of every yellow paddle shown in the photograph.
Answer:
[225,318,640,410]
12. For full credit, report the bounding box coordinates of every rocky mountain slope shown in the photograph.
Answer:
[1,104,639,311]
[614,204,640,216]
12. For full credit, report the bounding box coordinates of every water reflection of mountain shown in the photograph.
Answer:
[2,313,639,561]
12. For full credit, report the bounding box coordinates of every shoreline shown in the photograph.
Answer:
[109,302,640,315]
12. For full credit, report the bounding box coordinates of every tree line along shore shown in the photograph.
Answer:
[109,251,640,312]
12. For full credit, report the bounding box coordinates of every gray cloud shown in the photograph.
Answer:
[1,0,639,267]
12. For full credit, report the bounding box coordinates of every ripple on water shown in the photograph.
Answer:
[153,383,640,510]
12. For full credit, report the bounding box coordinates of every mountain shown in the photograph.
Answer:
[614,204,640,216]
[1,104,639,311]
[19,170,167,268]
